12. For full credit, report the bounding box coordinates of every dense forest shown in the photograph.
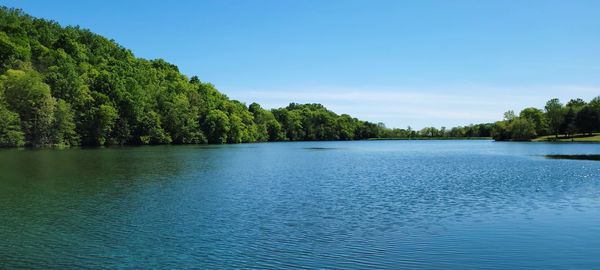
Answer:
[1,7,599,147]
[378,96,600,141]
[491,97,600,141]
[0,7,383,147]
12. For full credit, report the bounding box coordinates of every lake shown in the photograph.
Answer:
[1,140,600,269]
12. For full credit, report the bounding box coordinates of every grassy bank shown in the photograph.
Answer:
[532,133,600,142]
[369,137,492,141]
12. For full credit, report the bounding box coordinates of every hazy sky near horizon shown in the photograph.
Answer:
[4,0,600,128]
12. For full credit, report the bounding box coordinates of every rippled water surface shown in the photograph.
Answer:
[1,141,600,269]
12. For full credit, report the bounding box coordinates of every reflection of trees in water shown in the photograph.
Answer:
[0,146,214,199]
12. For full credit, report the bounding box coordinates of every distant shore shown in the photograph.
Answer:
[532,134,600,143]
[369,134,600,143]
[368,137,492,141]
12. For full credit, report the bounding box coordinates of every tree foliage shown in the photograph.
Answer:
[1,7,598,146]
[492,97,600,141]
[0,7,382,147]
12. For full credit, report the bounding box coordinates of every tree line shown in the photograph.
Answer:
[371,97,600,141]
[1,7,599,147]
[374,123,493,139]
[491,97,600,141]
[0,7,381,147]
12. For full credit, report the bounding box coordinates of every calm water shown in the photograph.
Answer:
[1,141,600,269]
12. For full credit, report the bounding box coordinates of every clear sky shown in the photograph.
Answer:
[4,0,600,128]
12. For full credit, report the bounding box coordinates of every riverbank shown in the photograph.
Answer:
[369,137,492,140]
[532,133,600,142]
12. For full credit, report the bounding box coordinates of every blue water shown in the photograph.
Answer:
[1,140,600,269]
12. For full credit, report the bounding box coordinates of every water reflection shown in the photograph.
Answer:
[1,141,600,269]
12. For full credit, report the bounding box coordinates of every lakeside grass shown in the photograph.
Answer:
[369,137,492,141]
[371,134,600,143]
[532,133,600,142]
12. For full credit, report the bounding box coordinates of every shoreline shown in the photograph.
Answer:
[368,137,492,141]
[3,137,600,150]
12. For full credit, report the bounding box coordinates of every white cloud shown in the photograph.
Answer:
[224,84,600,129]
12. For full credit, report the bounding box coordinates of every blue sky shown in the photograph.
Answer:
[4,0,600,128]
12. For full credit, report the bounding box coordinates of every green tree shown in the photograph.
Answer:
[566,98,586,110]
[1,69,56,146]
[492,121,510,141]
[203,110,230,144]
[508,117,536,141]
[335,114,356,140]
[273,108,303,140]
[0,102,24,147]
[503,110,516,121]
[138,110,171,144]
[355,121,379,139]
[544,98,564,138]
[52,99,79,146]
[575,105,599,135]
[94,104,118,145]
[561,107,576,137]
[266,119,285,141]
[519,107,546,136]
[162,93,202,144]
[0,31,30,72]
[227,114,246,143]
